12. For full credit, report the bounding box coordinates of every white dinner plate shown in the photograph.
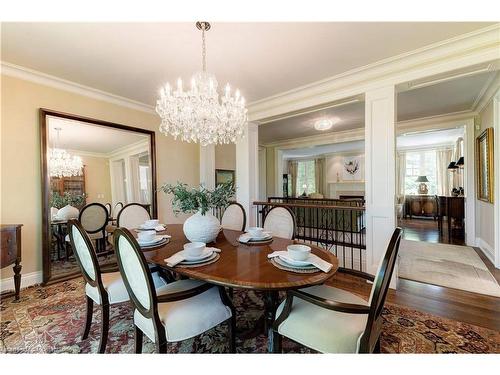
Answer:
[176,248,214,262]
[273,256,317,270]
[139,223,166,230]
[180,252,218,265]
[278,254,314,267]
[137,235,166,246]
[241,231,272,241]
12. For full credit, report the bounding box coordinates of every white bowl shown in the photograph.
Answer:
[144,219,159,228]
[138,230,156,242]
[287,244,311,261]
[183,242,206,257]
[248,226,265,238]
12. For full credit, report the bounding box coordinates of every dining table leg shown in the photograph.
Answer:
[264,290,279,353]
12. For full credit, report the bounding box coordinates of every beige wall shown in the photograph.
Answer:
[77,154,112,205]
[1,74,199,279]
[215,144,236,170]
[475,100,495,251]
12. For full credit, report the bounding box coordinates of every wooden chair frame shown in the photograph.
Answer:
[113,228,236,353]
[68,220,120,353]
[272,227,402,353]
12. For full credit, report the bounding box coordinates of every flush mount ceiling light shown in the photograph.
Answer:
[314,117,340,131]
[155,22,248,146]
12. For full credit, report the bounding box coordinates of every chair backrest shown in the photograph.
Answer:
[114,228,161,328]
[221,202,246,231]
[68,220,105,292]
[117,203,151,229]
[359,227,402,353]
[105,203,112,216]
[78,203,108,234]
[112,202,124,219]
[263,206,296,239]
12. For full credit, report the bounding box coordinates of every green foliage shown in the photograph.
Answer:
[50,191,86,209]
[160,181,236,216]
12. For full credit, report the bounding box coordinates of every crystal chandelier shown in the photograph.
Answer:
[49,127,83,178]
[156,22,248,146]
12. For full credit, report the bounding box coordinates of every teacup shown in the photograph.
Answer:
[248,226,265,238]
[183,242,206,257]
[138,230,156,242]
[144,219,159,229]
[287,244,311,261]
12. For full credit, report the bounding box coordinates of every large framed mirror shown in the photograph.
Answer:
[40,109,157,283]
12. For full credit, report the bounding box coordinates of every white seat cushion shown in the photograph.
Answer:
[276,285,369,353]
[66,232,104,242]
[85,271,129,305]
[134,279,232,343]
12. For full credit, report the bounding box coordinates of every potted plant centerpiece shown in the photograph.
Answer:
[160,182,236,243]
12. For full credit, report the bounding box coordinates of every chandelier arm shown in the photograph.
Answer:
[201,25,206,72]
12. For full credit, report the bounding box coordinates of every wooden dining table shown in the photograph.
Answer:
[140,224,339,352]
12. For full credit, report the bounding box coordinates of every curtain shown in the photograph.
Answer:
[436,148,453,196]
[314,158,326,195]
[396,151,406,199]
[287,160,298,197]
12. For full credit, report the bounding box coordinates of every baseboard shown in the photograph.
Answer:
[0,271,43,293]
[475,237,495,265]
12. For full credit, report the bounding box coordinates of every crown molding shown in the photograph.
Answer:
[1,61,156,114]
[107,139,149,159]
[263,127,365,149]
[396,111,475,134]
[474,72,500,113]
[248,24,500,122]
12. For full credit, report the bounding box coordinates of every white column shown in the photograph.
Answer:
[494,93,500,268]
[199,145,215,190]
[365,86,397,283]
[236,122,259,228]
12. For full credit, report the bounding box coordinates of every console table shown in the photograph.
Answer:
[404,195,437,219]
[437,196,465,241]
[1,224,23,300]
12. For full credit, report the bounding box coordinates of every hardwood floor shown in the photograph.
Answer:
[398,217,465,245]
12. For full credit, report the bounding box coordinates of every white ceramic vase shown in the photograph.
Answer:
[56,204,79,220]
[183,211,221,244]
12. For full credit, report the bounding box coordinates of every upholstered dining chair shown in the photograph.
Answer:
[263,206,296,239]
[117,203,151,230]
[221,202,246,231]
[68,220,130,353]
[111,202,124,220]
[65,203,109,256]
[104,203,112,218]
[271,227,402,353]
[113,228,236,353]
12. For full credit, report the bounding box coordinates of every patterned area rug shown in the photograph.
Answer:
[1,279,498,353]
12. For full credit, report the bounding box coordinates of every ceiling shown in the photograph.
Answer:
[259,70,498,144]
[283,140,364,159]
[397,127,464,149]
[47,116,148,155]
[1,22,494,106]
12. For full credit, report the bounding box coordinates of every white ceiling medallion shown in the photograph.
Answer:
[314,117,340,131]
[49,127,83,178]
[155,22,248,146]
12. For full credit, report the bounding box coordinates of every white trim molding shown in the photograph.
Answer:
[476,237,495,265]
[1,61,155,114]
[248,24,500,122]
[0,271,43,293]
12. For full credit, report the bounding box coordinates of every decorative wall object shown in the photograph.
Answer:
[215,169,235,187]
[476,128,494,203]
[342,156,362,181]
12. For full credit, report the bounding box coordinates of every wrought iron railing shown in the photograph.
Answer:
[254,200,366,271]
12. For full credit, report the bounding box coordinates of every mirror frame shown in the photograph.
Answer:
[40,108,158,284]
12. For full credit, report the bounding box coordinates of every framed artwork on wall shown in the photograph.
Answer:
[215,169,235,187]
[342,156,362,181]
[476,127,494,203]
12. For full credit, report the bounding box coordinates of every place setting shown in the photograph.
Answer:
[135,219,166,232]
[164,242,221,268]
[267,244,334,274]
[238,226,273,245]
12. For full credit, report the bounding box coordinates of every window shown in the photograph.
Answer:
[296,160,316,195]
[404,150,437,195]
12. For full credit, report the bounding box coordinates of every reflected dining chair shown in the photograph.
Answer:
[263,206,296,239]
[271,227,402,353]
[111,202,124,221]
[113,228,236,353]
[221,202,246,231]
[117,203,150,230]
[68,220,130,353]
[104,203,112,218]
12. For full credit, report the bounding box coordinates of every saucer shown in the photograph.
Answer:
[137,235,165,246]
[177,248,214,261]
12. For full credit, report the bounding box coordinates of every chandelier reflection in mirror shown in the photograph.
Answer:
[156,22,248,146]
[49,127,83,178]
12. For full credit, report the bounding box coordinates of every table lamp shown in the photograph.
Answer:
[416,175,429,194]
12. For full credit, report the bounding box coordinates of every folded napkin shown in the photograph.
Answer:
[154,225,166,231]
[164,247,221,267]
[267,251,333,273]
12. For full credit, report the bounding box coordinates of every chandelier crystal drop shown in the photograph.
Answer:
[156,22,248,146]
[48,128,83,178]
